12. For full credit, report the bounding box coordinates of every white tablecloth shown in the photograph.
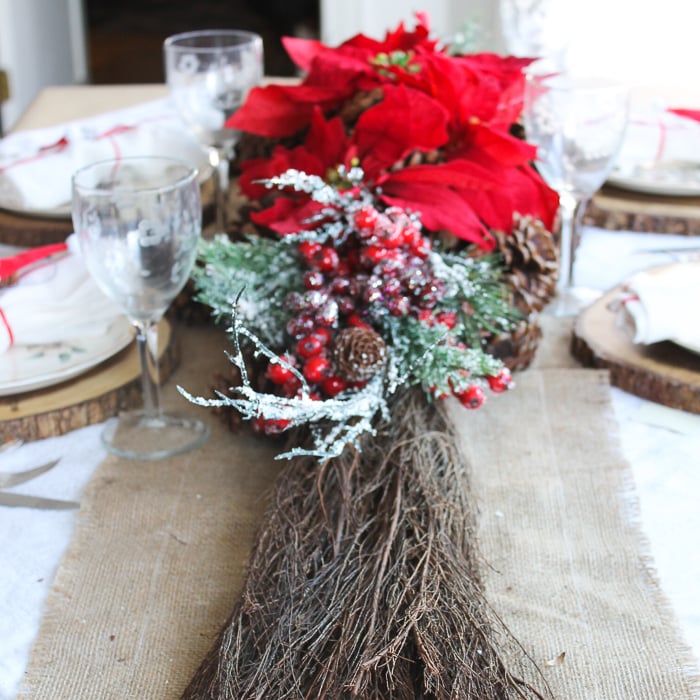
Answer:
[0,227,699,699]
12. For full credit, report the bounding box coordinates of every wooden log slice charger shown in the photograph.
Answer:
[584,184,700,236]
[0,319,180,442]
[0,207,74,247]
[571,280,700,414]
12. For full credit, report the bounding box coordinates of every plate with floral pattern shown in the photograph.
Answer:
[0,316,133,396]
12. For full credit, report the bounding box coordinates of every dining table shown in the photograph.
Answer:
[0,84,699,700]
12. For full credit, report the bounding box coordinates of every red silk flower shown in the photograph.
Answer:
[230,14,559,249]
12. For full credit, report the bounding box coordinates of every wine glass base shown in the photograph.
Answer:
[101,410,209,461]
[544,286,602,317]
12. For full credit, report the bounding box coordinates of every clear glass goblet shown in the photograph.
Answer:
[523,73,629,315]
[163,29,263,234]
[71,156,209,460]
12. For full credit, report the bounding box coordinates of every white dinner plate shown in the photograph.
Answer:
[607,160,700,197]
[0,164,214,220]
[672,337,700,355]
[0,316,134,396]
[0,202,72,219]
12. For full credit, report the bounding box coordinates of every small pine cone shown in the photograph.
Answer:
[331,327,387,382]
[493,214,559,314]
[486,313,544,372]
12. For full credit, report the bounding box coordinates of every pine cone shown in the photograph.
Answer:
[486,315,543,372]
[331,327,387,382]
[492,213,559,314]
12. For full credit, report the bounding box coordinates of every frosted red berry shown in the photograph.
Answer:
[303,270,325,290]
[312,327,332,346]
[435,310,457,329]
[316,246,339,272]
[267,355,296,384]
[303,356,331,383]
[298,240,322,262]
[455,385,485,409]
[322,375,348,397]
[354,206,380,232]
[296,335,324,358]
[487,368,512,393]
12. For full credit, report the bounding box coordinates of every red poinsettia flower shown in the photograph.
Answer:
[230,14,559,249]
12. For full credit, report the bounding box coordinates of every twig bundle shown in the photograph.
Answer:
[182,388,552,699]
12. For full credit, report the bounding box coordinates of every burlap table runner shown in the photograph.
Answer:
[17,321,699,699]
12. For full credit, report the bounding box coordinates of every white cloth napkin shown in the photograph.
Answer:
[616,107,700,171]
[0,235,125,354]
[615,262,700,352]
[0,99,208,211]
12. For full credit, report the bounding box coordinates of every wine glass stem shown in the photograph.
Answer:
[557,192,588,292]
[134,320,161,419]
[208,147,230,233]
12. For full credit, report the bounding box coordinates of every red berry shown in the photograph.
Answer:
[267,355,296,384]
[417,309,434,324]
[411,236,432,259]
[303,356,331,383]
[435,310,457,329]
[387,296,410,316]
[455,385,486,409]
[487,368,512,393]
[312,327,332,346]
[322,375,347,397]
[377,223,404,248]
[296,335,324,358]
[399,225,421,246]
[282,377,302,396]
[298,240,322,262]
[354,205,380,231]
[429,385,449,401]
[286,314,316,339]
[262,418,291,435]
[315,246,339,272]
[361,245,388,266]
[303,270,325,290]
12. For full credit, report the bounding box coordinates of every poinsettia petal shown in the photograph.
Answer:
[304,108,350,169]
[380,159,502,189]
[464,165,559,232]
[454,123,537,168]
[354,85,449,178]
[282,36,324,72]
[251,197,326,235]
[379,180,494,249]
[228,84,343,137]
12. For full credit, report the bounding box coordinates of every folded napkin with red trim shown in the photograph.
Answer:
[615,106,700,171]
[0,235,125,354]
[615,262,700,353]
[0,99,208,212]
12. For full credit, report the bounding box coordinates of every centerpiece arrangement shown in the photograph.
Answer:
[180,13,560,699]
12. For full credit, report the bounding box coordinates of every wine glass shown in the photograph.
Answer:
[71,156,209,460]
[163,29,263,234]
[499,0,571,70]
[522,73,629,315]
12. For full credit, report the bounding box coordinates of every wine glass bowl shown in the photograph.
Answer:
[72,156,208,460]
[523,73,629,314]
[164,29,263,233]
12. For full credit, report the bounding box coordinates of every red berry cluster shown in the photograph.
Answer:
[451,367,513,410]
[255,202,512,433]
